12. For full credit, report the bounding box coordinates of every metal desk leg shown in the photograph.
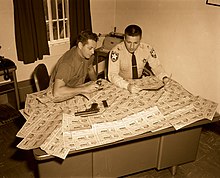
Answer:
[169,165,177,176]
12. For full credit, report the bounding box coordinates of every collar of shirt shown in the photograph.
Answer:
[71,47,87,66]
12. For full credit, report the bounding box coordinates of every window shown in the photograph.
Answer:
[43,0,70,44]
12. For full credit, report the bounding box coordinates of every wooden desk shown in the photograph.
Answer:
[19,78,217,177]
[33,114,219,178]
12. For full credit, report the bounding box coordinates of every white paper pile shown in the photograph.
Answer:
[17,77,218,159]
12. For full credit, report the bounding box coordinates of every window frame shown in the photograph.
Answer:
[44,0,70,46]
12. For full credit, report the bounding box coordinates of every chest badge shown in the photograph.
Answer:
[111,51,119,62]
[150,48,157,58]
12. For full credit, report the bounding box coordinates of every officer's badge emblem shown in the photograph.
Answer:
[111,51,119,62]
[150,48,157,58]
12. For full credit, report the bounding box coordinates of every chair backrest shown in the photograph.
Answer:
[33,64,50,92]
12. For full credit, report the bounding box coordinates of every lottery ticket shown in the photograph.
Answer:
[15,78,218,159]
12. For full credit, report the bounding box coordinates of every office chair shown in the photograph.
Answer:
[33,64,50,92]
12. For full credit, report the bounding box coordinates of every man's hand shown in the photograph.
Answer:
[127,83,141,94]
[84,81,102,93]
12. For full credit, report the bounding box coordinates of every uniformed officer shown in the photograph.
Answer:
[108,24,169,93]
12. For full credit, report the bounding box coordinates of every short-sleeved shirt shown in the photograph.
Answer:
[108,42,168,89]
[50,47,94,87]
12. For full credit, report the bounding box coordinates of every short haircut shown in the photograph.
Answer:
[76,30,98,45]
[124,25,142,38]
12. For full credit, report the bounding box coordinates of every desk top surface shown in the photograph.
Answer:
[16,77,219,160]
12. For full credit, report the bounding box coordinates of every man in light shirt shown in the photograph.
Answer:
[108,24,169,93]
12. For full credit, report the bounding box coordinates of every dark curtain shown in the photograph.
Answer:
[13,0,50,64]
[69,0,92,48]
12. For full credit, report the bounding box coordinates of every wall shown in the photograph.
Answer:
[91,0,116,35]
[115,0,220,112]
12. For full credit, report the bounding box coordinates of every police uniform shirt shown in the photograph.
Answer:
[108,42,168,89]
[50,47,94,87]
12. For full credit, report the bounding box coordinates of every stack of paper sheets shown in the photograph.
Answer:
[16,77,218,159]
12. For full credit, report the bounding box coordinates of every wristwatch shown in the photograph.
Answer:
[162,76,169,83]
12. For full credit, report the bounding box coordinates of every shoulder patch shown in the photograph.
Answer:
[111,51,119,62]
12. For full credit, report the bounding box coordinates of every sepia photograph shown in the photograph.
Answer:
[0,0,220,177]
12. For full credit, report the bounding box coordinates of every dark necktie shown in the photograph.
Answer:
[132,53,138,79]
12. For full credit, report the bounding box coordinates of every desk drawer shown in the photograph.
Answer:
[157,127,202,169]
[93,137,160,177]
[37,152,92,178]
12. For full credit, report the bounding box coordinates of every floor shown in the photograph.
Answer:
[0,115,220,178]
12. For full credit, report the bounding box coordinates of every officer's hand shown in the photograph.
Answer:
[127,84,141,94]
